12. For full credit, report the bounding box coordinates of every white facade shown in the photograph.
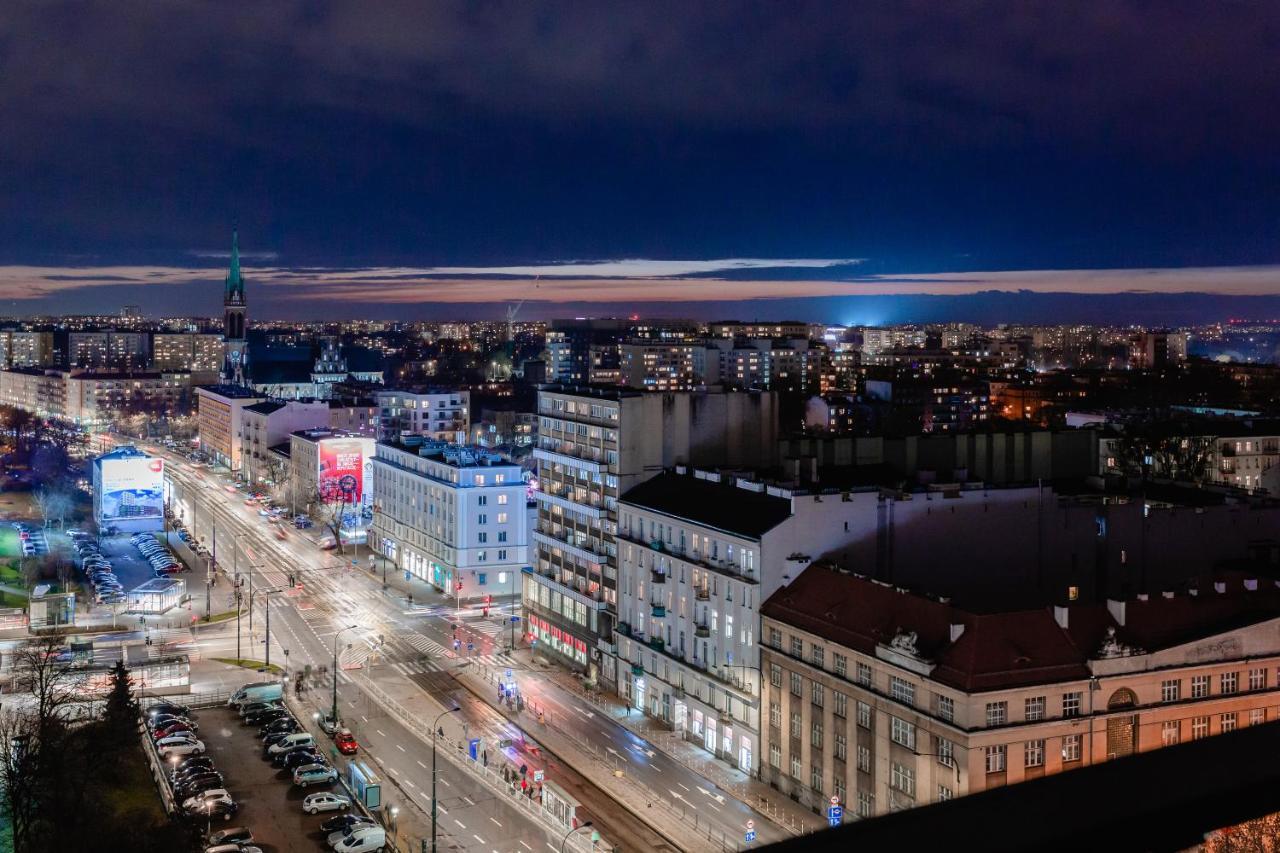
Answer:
[371,441,529,602]
[195,386,267,470]
[376,389,470,441]
[239,400,331,485]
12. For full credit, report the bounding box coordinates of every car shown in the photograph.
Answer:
[280,749,323,771]
[158,738,205,757]
[266,732,314,755]
[328,825,386,850]
[150,713,195,731]
[153,722,196,740]
[187,798,239,822]
[150,702,191,718]
[244,707,288,727]
[206,827,254,847]
[272,745,319,767]
[303,792,350,814]
[206,846,263,853]
[172,760,216,781]
[321,814,375,835]
[239,700,282,719]
[174,775,224,800]
[259,722,300,740]
[334,730,359,755]
[261,728,298,746]
[293,763,338,787]
[172,753,212,771]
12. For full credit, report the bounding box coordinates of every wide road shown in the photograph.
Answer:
[157,447,682,852]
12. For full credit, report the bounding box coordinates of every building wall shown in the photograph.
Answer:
[760,609,1280,820]
[371,442,529,601]
[196,388,264,470]
[240,402,330,484]
[375,389,470,440]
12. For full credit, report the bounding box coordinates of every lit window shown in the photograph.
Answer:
[1024,740,1045,767]
[1061,692,1082,717]
[1161,721,1180,746]
[1024,696,1045,722]
[984,745,1006,773]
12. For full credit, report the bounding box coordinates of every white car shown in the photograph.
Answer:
[159,737,205,757]
[303,791,351,814]
[182,788,234,811]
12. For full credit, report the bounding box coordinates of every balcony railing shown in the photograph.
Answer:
[651,604,666,618]
[650,570,666,584]
[648,637,666,652]
[694,587,710,601]
[695,624,711,638]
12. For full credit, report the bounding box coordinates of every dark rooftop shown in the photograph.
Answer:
[196,384,264,399]
[620,470,794,539]
[244,400,287,415]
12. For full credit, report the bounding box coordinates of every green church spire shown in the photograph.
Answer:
[225,229,245,300]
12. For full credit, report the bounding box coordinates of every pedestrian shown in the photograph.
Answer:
[482,749,488,767]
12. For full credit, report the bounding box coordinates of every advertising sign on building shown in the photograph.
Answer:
[318,437,372,505]
[99,456,164,521]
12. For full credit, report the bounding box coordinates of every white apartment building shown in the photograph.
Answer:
[0,367,193,424]
[239,399,330,485]
[619,343,700,391]
[376,388,469,441]
[153,333,224,374]
[528,386,780,683]
[371,439,529,602]
[761,564,1280,820]
[0,368,66,419]
[612,468,875,775]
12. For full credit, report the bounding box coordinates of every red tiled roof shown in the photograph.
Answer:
[760,565,1280,693]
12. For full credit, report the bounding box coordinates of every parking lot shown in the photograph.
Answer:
[162,704,370,853]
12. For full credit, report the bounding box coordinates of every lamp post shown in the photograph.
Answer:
[560,821,594,853]
[431,707,461,853]
[331,625,358,724]
[250,587,280,668]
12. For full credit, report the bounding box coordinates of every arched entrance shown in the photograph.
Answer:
[1106,688,1138,758]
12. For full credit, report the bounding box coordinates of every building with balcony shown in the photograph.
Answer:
[371,438,529,602]
[528,385,780,684]
[195,384,267,471]
[152,332,224,376]
[760,563,1280,819]
[376,388,470,441]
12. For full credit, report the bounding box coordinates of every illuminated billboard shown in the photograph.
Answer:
[317,437,373,506]
[98,455,165,521]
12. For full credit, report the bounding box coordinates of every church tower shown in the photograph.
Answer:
[221,230,250,385]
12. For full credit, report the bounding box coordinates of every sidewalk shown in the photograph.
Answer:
[499,647,827,837]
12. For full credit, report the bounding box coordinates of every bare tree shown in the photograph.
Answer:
[12,636,79,743]
[0,709,43,853]
[313,488,348,555]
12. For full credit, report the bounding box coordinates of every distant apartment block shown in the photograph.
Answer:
[376,388,469,440]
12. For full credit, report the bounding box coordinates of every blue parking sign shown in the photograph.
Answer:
[828,805,843,826]
[745,830,756,843]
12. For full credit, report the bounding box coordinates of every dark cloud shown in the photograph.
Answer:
[0,2,1277,277]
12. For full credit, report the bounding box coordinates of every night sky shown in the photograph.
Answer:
[2,2,1280,321]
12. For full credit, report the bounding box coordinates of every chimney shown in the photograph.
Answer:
[1053,605,1069,629]
[949,623,965,642]
[1214,581,1226,594]
[1107,599,1126,627]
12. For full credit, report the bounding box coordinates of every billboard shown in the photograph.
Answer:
[98,456,165,521]
[318,437,372,505]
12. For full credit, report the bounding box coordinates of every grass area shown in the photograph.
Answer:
[0,561,20,584]
[212,656,283,675]
[199,608,240,624]
[0,528,18,558]
[0,590,27,608]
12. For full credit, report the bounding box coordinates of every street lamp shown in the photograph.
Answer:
[331,625,359,725]
[560,821,594,853]
[388,804,399,843]
[431,706,461,853]
[250,587,280,669]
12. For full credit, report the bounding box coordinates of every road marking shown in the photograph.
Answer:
[388,767,400,776]
[404,779,415,788]
[454,819,466,829]
[375,729,387,737]
[519,841,533,851]
[473,835,485,844]
[489,817,502,828]
[547,844,558,852]
[678,782,690,791]
[396,744,406,752]
[438,804,448,814]
[464,796,476,806]
[440,777,451,787]
[360,716,369,723]
[417,760,427,769]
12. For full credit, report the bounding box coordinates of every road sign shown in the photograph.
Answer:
[534,769,544,783]
[830,796,840,806]
[745,830,756,843]
[467,641,475,652]
[827,804,842,827]
[746,820,754,830]
[505,668,513,679]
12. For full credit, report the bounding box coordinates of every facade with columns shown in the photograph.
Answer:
[760,564,1280,820]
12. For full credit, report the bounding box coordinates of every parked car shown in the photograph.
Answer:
[328,825,386,851]
[272,744,319,767]
[321,815,375,835]
[150,702,191,718]
[239,700,282,720]
[243,707,289,727]
[153,722,196,740]
[172,754,213,773]
[206,827,254,847]
[293,763,338,787]
[280,749,323,771]
[266,732,313,756]
[174,774,224,800]
[303,792,350,814]
[158,738,205,757]
[259,719,300,739]
[149,713,196,731]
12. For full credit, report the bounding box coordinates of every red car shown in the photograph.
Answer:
[153,723,195,740]
[334,730,359,755]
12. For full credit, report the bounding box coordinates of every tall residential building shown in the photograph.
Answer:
[619,343,701,390]
[526,386,779,683]
[761,564,1280,819]
[612,468,870,775]
[545,319,630,384]
[7,331,55,367]
[153,333,225,374]
[375,388,469,440]
[195,385,266,470]
[371,440,530,602]
[221,230,249,386]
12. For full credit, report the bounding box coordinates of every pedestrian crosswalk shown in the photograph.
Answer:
[382,629,511,677]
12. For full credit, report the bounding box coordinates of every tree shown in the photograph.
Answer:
[1110,422,1216,485]
[12,636,78,745]
[0,709,43,853]
[101,661,137,741]
[313,487,348,556]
